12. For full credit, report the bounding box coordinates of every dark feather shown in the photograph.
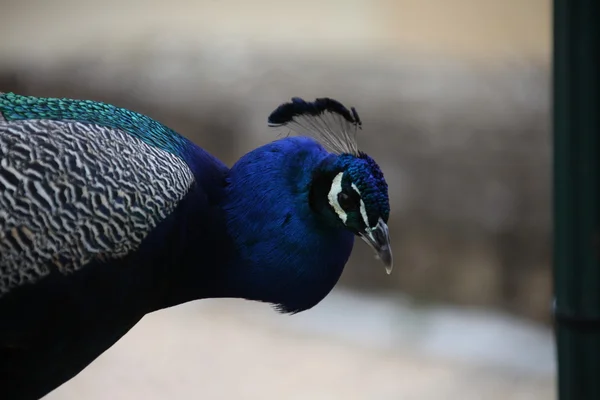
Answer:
[267,97,362,156]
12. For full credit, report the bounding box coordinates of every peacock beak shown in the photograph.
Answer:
[359,218,393,274]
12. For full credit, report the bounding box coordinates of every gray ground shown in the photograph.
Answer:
[44,290,555,400]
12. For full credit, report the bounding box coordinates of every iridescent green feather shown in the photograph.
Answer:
[0,92,189,156]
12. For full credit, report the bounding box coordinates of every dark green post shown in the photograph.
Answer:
[553,0,600,399]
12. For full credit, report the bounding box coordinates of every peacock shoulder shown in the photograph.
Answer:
[0,104,195,296]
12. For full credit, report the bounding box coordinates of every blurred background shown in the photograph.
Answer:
[0,0,554,398]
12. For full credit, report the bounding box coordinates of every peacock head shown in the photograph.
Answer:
[268,97,393,274]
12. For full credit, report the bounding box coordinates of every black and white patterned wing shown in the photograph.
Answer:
[0,118,194,296]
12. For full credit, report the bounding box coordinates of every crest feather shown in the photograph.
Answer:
[267,97,362,156]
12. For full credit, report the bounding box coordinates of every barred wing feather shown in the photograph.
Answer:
[0,118,194,296]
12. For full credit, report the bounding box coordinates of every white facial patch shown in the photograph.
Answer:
[327,172,372,229]
[352,183,372,229]
[328,172,347,223]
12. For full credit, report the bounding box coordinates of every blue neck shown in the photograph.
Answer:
[220,137,354,313]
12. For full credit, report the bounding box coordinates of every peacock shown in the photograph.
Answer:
[0,92,392,399]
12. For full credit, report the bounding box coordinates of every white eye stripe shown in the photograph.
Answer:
[352,183,371,229]
[328,172,347,223]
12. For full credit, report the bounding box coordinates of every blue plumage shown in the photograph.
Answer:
[0,93,392,399]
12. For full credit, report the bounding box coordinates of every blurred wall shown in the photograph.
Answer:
[0,0,549,61]
[0,0,551,322]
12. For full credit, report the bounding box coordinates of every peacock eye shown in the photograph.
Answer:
[338,192,356,211]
